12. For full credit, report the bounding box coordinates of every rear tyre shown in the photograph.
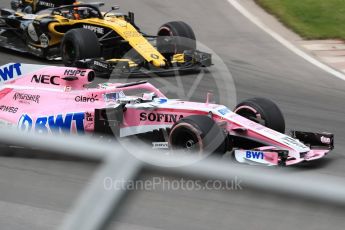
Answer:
[169,115,227,155]
[61,28,101,67]
[157,21,196,60]
[234,97,285,133]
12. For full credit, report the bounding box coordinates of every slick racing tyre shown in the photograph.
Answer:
[157,21,196,60]
[61,28,101,67]
[234,97,285,133]
[169,115,227,155]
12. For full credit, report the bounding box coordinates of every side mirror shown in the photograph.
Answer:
[104,5,120,17]
[111,5,120,10]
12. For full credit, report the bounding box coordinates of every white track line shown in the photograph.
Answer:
[227,0,345,81]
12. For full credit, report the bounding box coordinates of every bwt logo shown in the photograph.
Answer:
[18,113,85,135]
[246,151,264,160]
[0,63,22,82]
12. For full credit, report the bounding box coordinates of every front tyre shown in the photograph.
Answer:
[234,97,285,133]
[61,28,101,67]
[157,21,196,60]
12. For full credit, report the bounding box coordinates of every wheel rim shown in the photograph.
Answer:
[170,126,202,153]
[157,27,177,57]
[185,139,196,150]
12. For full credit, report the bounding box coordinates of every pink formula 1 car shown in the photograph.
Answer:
[0,63,334,166]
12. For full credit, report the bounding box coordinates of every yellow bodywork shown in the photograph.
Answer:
[171,54,185,64]
[36,13,168,67]
[107,58,138,68]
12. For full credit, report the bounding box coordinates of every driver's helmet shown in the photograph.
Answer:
[72,1,92,20]
[72,6,80,20]
[72,6,90,20]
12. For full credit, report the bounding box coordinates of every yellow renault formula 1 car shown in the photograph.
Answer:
[0,3,211,76]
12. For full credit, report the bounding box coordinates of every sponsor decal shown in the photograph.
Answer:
[83,25,104,34]
[39,34,49,48]
[245,151,264,160]
[31,74,60,85]
[150,54,159,59]
[85,112,93,122]
[152,142,169,149]
[64,86,72,92]
[18,112,85,135]
[218,107,230,115]
[0,63,22,82]
[75,94,99,103]
[123,31,140,38]
[38,1,55,7]
[140,112,183,123]
[64,69,87,77]
[13,93,40,104]
[0,105,18,113]
[282,136,307,149]
[154,98,168,104]
[114,20,127,27]
[93,60,108,69]
[320,136,331,144]
[262,127,280,135]
[0,119,14,129]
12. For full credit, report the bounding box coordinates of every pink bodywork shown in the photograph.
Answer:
[0,63,331,166]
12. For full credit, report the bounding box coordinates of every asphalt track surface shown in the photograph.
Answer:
[1,0,345,229]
